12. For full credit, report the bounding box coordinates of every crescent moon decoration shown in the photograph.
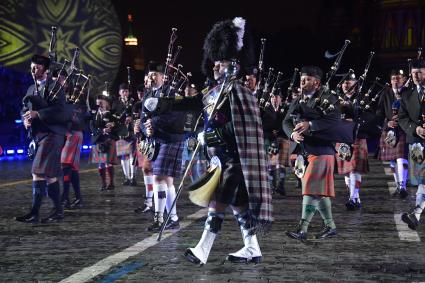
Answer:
[0,0,123,92]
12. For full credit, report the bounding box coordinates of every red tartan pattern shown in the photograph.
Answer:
[90,140,118,165]
[378,130,407,161]
[61,131,83,170]
[302,155,335,197]
[336,138,369,174]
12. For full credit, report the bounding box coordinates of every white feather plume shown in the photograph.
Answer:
[232,17,246,51]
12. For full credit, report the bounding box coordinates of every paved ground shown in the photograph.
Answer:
[1,155,425,282]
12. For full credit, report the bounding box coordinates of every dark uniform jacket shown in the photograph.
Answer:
[261,105,287,140]
[282,90,352,156]
[399,86,425,144]
[140,86,202,144]
[23,78,70,136]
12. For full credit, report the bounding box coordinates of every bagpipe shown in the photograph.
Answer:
[137,28,196,161]
[384,99,401,147]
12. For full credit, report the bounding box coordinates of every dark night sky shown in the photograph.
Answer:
[110,0,356,88]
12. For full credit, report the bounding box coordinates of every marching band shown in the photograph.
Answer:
[14,17,425,265]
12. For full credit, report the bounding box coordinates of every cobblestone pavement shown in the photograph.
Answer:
[0,156,424,282]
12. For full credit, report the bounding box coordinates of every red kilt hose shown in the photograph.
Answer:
[378,130,407,161]
[90,139,118,165]
[32,132,65,178]
[61,130,83,170]
[115,139,133,157]
[302,155,335,197]
[336,138,369,174]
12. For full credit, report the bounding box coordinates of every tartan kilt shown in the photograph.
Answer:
[32,132,65,178]
[90,139,118,165]
[61,131,83,170]
[115,139,133,157]
[336,138,369,174]
[302,155,335,197]
[408,144,425,185]
[264,137,291,167]
[377,130,407,161]
[152,141,184,178]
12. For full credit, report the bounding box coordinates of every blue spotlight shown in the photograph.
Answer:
[6,149,15,155]
[17,149,24,154]
[82,145,89,150]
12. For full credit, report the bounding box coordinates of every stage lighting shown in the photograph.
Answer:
[6,149,15,155]
[17,149,24,154]
[82,145,89,149]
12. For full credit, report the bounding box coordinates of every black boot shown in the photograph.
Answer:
[106,166,115,190]
[98,167,107,191]
[42,181,64,223]
[15,180,45,224]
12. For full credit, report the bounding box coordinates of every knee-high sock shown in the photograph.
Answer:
[121,158,130,179]
[413,200,425,221]
[344,175,350,191]
[98,167,107,188]
[31,180,46,216]
[390,160,399,187]
[396,158,408,190]
[416,184,425,207]
[47,181,61,211]
[71,170,82,200]
[166,184,178,221]
[353,173,361,200]
[144,175,154,206]
[153,182,167,222]
[348,173,356,200]
[300,195,318,232]
[62,166,72,202]
[317,197,336,229]
[129,154,137,179]
[267,165,276,188]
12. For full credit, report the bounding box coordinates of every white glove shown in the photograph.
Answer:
[197,132,205,146]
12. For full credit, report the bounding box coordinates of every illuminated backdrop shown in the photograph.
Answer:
[0,0,122,91]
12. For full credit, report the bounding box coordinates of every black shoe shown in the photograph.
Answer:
[41,210,64,223]
[345,199,356,211]
[354,199,362,209]
[226,254,262,263]
[122,179,131,186]
[399,189,409,199]
[106,184,115,191]
[165,219,180,230]
[130,178,138,186]
[70,198,83,209]
[184,249,202,265]
[315,226,337,239]
[401,212,419,230]
[134,204,153,214]
[146,220,163,232]
[286,226,307,241]
[99,186,107,191]
[15,213,39,224]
